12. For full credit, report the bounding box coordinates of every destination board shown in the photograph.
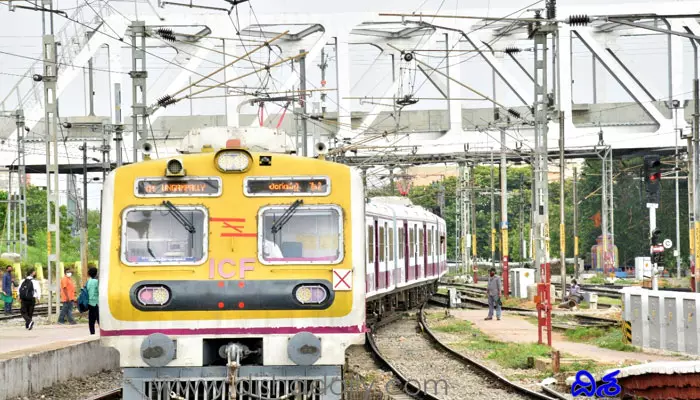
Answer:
[135,177,222,197]
[244,176,330,196]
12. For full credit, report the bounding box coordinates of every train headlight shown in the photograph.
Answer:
[294,285,328,304]
[215,150,251,172]
[137,286,171,306]
[165,159,185,177]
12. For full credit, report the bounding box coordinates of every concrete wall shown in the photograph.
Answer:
[0,340,119,400]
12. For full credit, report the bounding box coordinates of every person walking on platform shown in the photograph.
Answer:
[485,267,502,321]
[18,268,40,330]
[58,267,77,325]
[2,265,16,314]
[86,267,99,335]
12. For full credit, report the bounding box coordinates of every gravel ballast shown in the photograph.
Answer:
[9,370,122,400]
[373,315,530,400]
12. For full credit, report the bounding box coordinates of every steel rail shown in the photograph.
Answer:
[85,388,122,400]
[365,316,439,400]
[418,303,557,400]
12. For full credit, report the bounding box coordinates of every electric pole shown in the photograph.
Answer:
[42,0,61,320]
[573,167,579,280]
[79,142,88,285]
[559,111,566,296]
[15,110,27,262]
[130,20,147,162]
[519,174,525,262]
[490,151,496,272]
[299,49,308,156]
[531,5,555,347]
[500,129,509,297]
[456,162,464,272]
[464,165,473,278]
[471,164,478,282]
[694,77,700,292]
[319,48,328,116]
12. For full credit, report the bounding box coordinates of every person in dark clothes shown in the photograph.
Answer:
[86,267,99,334]
[484,267,502,321]
[19,268,40,330]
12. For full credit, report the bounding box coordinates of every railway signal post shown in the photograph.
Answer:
[644,155,662,290]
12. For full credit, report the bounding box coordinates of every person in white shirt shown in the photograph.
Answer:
[18,268,40,330]
[567,279,583,304]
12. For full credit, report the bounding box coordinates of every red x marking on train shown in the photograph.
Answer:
[210,217,257,238]
[333,270,352,290]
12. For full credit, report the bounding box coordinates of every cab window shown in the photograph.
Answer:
[259,205,343,264]
[121,205,208,266]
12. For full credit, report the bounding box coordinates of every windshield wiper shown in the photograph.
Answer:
[162,200,196,233]
[270,199,303,234]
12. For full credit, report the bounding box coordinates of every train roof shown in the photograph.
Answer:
[366,196,444,223]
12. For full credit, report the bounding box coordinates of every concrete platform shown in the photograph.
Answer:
[0,323,96,360]
[0,324,119,400]
[450,309,689,364]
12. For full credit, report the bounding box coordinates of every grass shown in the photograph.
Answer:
[585,275,605,284]
[437,288,448,295]
[432,317,552,369]
[564,326,637,352]
[501,297,536,309]
[598,296,622,306]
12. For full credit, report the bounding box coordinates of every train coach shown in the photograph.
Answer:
[98,141,445,399]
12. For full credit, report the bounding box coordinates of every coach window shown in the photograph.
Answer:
[419,228,424,257]
[398,227,405,259]
[389,227,394,261]
[367,225,374,264]
[409,227,415,258]
[379,225,385,262]
[259,205,343,265]
[121,205,207,266]
[428,229,432,256]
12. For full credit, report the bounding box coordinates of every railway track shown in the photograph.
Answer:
[366,301,560,400]
[431,293,617,329]
[85,388,122,400]
[0,305,50,321]
[417,303,558,400]
[440,283,615,308]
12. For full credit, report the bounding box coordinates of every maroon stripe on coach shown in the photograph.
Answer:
[100,324,367,337]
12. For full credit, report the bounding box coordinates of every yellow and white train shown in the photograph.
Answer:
[99,138,446,399]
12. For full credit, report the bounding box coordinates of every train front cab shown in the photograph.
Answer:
[98,149,366,400]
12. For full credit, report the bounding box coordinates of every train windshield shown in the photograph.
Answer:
[121,206,208,265]
[259,205,343,264]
